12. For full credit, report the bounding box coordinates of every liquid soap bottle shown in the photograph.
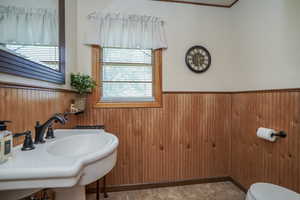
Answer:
[0,121,12,163]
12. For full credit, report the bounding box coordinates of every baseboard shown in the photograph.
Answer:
[86,176,235,194]
[228,177,248,193]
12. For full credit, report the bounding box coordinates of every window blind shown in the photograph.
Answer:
[101,47,153,101]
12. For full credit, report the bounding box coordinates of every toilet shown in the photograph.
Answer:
[246,183,300,200]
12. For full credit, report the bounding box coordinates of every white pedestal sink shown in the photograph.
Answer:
[0,129,119,200]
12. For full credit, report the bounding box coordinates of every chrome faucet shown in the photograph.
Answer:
[34,113,66,144]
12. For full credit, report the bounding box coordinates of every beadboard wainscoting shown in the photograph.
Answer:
[77,93,232,186]
[1,83,300,194]
[0,84,77,146]
[231,91,300,193]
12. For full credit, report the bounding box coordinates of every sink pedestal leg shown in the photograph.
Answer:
[54,186,86,200]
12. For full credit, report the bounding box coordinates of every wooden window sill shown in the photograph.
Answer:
[94,101,162,108]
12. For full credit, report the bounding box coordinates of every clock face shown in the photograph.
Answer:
[185,46,211,73]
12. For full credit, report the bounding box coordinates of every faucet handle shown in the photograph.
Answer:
[13,131,35,151]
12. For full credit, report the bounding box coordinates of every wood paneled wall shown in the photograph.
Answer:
[231,91,300,193]
[0,86,76,145]
[77,93,232,186]
[1,83,299,193]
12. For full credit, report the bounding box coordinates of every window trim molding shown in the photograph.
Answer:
[0,0,66,84]
[91,45,162,108]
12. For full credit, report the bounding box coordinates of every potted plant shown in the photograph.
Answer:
[70,73,96,111]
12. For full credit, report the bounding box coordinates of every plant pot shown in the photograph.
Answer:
[74,94,87,111]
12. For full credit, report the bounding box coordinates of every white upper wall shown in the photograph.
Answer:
[1,0,300,91]
[77,0,236,91]
[231,0,300,90]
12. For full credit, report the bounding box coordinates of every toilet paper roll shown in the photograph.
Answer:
[257,127,276,142]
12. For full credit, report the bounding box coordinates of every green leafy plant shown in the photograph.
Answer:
[70,73,97,95]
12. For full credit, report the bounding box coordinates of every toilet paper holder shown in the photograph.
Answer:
[271,130,287,138]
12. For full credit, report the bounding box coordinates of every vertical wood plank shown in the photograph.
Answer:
[231,91,300,193]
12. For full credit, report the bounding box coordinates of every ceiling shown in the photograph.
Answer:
[154,0,239,7]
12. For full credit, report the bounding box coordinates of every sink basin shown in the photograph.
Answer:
[47,134,111,157]
[0,129,119,200]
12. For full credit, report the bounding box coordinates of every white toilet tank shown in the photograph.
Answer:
[246,183,300,200]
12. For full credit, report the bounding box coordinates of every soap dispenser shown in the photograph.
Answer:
[0,121,12,163]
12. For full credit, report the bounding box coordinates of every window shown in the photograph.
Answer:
[92,46,162,108]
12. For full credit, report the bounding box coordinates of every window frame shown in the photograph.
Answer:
[0,0,65,84]
[91,45,162,108]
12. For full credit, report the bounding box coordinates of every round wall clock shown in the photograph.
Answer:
[185,46,211,73]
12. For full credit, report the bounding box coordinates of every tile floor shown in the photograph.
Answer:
[87,181,246,200]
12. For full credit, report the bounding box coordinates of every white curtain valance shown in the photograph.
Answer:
[85,13,168,50]
[0,6,58,46]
